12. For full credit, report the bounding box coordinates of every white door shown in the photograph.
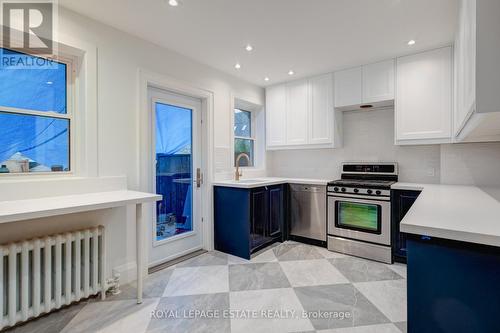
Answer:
[265,84,287,148]
[286,79,309,145]
[395,47,453,143]
[308,73,334,145]
[148,87,204,267]
[362,59,395,103]
[334,66,362,108]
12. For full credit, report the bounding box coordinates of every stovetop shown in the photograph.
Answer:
[328,179,397,189]
[328,162,399,190]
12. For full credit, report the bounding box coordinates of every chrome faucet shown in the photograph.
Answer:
[235,153,250,181]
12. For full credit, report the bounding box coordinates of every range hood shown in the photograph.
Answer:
[335,99,394,112]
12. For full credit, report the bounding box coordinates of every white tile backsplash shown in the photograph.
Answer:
[268,108,441,183]
[441,142,500,186]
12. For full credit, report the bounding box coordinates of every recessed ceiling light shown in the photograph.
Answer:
[264,77,270,82]
[168,0,179,6]
[407,39,416,46]
[234,63,241,70]
[245,44,253,52]
[288,70,295,76]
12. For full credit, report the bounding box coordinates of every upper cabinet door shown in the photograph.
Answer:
[334,67,362,108]
[309,74,333,145]
[286,79,309,145]
[396,47,453,144]
[266,85,287,147]
[362,59,395,103]
[462,0,476,118]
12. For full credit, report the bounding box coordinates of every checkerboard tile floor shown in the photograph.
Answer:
[9,242,407,333]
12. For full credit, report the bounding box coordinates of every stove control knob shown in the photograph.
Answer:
[367,189,373,195]
[334,187,339,192]
[353,188,359,193]
[341,188,346,192]
[376,190,382,195]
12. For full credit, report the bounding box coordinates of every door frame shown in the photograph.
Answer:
[138,69,214,270]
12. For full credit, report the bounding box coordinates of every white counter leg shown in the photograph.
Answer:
[136,203,144,304]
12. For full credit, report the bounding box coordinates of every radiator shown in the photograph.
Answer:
[0,226,106,330]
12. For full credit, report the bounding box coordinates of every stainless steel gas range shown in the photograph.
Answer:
[327,162,398,264]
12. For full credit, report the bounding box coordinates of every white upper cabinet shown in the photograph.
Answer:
[395,47,453,145]
[309,74,334,145]
[363,59,395,103]
[334,60,395,110]
[286,79,309,145]
[454,0,500,142]
[265,84,287,147]
[334,67,362,108]
[266,74,341,150]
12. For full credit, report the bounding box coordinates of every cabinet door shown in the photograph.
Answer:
[308,74,334,145]
[396,47,453,143]
[286,79,309,145]
[362,59,395,103]
[250,188,268,250]
[268,186,283,237]
[462,0,476,119]
[391,190,420,263]
[455,0,476,133]
[334,67,362,108]
[266,85,287,147]
[454,7,464,134]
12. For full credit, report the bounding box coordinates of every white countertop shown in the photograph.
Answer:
[392,182,500,247]
[0,190,162,224]
[212,177,330,188]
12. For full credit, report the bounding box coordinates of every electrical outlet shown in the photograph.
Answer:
[427,167,436,177]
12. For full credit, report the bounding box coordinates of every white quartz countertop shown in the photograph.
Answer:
[212,177,330,188]
[0,190,162,224]
[392,182,500,247]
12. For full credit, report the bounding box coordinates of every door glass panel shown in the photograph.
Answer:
[155,102,193,241]
[337,201,380,232]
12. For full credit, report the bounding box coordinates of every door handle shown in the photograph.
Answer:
[196,168,203,188]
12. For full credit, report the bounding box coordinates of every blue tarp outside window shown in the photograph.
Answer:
[155,103,192,155]
[0,48,69,173]
[0,48,67,113]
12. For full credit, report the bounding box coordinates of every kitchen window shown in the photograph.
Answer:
[0,48,72,174]
[234,108,254,167]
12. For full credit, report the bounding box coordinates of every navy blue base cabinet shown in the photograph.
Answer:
[391,190,420,263]
[407,236,500,333]
[214,185,284,259]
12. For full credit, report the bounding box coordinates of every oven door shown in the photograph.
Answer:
[327,194,391,245]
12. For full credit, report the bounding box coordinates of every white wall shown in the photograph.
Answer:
[268,108,442,183]
[0,7,264,283]
[268,107,500,186]
[56,9,264,184]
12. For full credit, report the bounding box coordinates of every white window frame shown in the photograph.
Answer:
[234,108,256,168]
[0,50,76,176]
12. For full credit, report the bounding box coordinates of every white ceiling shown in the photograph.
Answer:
[60,0,458,87]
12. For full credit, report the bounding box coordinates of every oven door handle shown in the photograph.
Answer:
[327,193,391,202]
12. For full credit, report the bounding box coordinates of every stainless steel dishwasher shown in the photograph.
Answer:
[289,184,327,242]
